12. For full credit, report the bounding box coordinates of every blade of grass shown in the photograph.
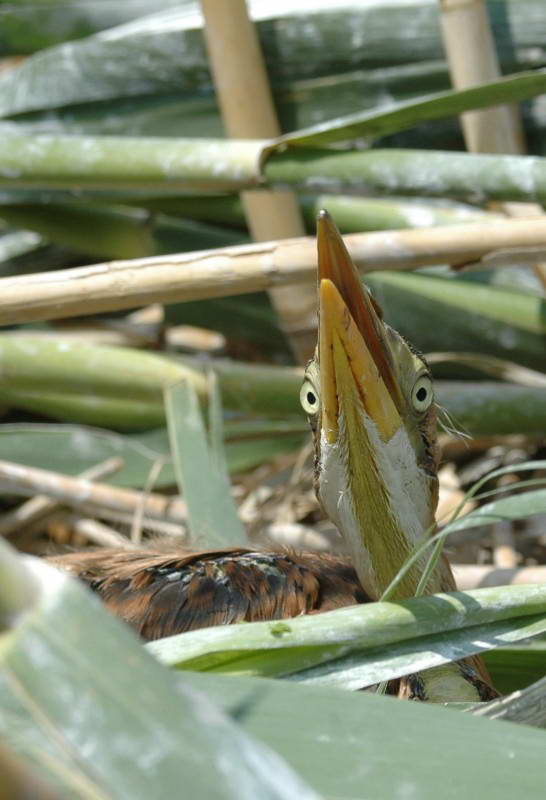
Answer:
[182,667,546,800]
[164,380,246,547]
[4,539,546,799]
[287,612,546,691]
[382,461,546,601]
[276,68,546,147]
[0,539,318,799]
[147,583,546,680]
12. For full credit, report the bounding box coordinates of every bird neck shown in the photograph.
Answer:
[319,411,440,601]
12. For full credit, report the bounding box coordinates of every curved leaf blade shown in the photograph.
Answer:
[278,69,546,147]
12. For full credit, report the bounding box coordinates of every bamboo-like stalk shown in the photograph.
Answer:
[0,336,301,415]
[1,217,546,326]
[439,0,525,153]
[0,388,165,430]
[200,0,314,363]
[0,203,157,260]
[0,457,123,538]
[440,0,546,286]
[54,513,137,549]
[0,460,187,526]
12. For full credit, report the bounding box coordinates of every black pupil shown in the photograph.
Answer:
[416,387,427,402]
[306,391,316,406]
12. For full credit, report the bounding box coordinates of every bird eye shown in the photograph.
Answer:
[411,375,433,413]
[300,379,319,415]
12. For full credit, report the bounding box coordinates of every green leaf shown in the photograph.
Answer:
[289,614,546,691]
[183,667,546,799]
[0,539,318,799]
[148,584,546,686]
[164,381,247,546]
[0,423,306,489]
[278,68,546,147]
[484,645,546,695]
[0,135,265,193]
[0,202,245,260]
[0,336,303,420]
[4,541,546,800]
[435,382,546,436]
[0,0,188,54]
[447,489,546,533]
[264,147,546,204]
[132,193,497,235]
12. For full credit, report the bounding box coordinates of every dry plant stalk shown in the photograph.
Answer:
[440,0,546,286]
[0,457,123,538]
[0,460,187,527]
[439,0,525,152]
[51,513,137,550]
[201,0,315,362]
[2,218,546,326]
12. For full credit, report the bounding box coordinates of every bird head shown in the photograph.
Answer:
[300,211,440,599]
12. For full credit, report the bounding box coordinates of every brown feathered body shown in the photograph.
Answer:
[49,546,497,701]
[49,547,367,641]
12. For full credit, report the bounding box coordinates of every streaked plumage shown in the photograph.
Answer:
[50,547,367,640]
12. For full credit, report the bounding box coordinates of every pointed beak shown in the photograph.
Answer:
[317,210,403,444]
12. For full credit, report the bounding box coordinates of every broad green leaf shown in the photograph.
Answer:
[0,423,306,488]
[181,668,546,800]
[148,584,546,684]
[0,3,444,116]
[164,381,246,546]
[0,62,458,142]
[7,137,546,205]
[278,69,546,147]
[4,541,546,800]
[0,135,265,193]
[0,540,317,799]
[139,193,496,234]
[3,1,546,114]
[0,0,188,53]
[264,147,546,204]
[288,614,546,690]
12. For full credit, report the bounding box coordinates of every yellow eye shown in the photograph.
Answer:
[300,379,319,415]
[411,375,433,413]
